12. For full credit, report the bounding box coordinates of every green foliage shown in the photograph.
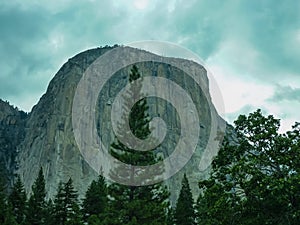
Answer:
[26,167,47,225]
[0,109,299,224]
[44,199,55,225]
[166,206,175,225]
[0,177,18,224]
[82,175,107,222]
[110,65,153,168]
[64,178,81,224]
[3,203,18,225]
[0,177,7,224]
[87,214,102,225]
[53,181,65,225]
[174,174,196,225]
[105,182,170,225]
[197,109,300,224]
[9,174,27,224]
[53,178,82,225]
[107,65,170,225]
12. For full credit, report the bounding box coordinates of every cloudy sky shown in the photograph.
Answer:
[1,0,299,131]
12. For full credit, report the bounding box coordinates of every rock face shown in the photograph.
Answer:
[1,46,226,203]
[17,47,115,198]
[0,100,28,190]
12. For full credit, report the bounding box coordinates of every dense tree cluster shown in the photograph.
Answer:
[0,167,190,225]
[0,66,299,224]
[1,112,299,225]
[197,110,300,225]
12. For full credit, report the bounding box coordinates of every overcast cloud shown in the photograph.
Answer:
[0,0,299,131]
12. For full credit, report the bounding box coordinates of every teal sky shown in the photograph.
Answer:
[0,0,299,131]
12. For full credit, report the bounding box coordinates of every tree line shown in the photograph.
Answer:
[2,109,299,225]
[1,65,299,224]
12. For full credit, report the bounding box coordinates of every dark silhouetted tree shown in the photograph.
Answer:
[3,203,18,225]
[106,65,170,225]
[53,178,82,225]
[53,181,65,225]
[44,199,55,225]
[174,174,196,225]
[82,175,107,222]
[0,177,7,224]
[26,167,47,225]
[9,175,27,224]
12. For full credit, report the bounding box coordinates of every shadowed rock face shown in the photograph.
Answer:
[0,100,28,191]
[2,46,225,203]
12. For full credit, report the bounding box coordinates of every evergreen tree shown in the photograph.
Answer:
[53,181,65,225]
[82,175,107,222]
[64,178,82,225]
[0,177,7,224]
[25,167,47,225]
[166,206,175,225]
[0,179,17,225]
[196,179,231,225]
[87,214,102,225]
[174,174,196,225]
[9,174,27,224]
[44,199,55,225]
[106,65,170,225]
[53,178,82,225]
[3,203,18,225]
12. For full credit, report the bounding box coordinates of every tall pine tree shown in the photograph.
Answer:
[0,177,18,225]
[0,177,7,224]
[53,181,65,225]
[9,174,27,224]
[44,199,55,225]
[64,178,82,225]
[3,203,18,225]
[26,167,47,225]
[53,178,82,225]
[174,174,196,225]
[106,65,170,225]
[82,175,107,222]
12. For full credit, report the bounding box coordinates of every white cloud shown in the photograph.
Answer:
[205,39,273,115]
[134,0,149,10]
[1,0,299,132]
[49,33,65,51]
[206,61,274,114]
[206,46,300,132]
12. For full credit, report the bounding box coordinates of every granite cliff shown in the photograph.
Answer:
[1,46,227,203]
[0,100,28,190]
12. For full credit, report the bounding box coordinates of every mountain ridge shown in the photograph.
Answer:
[1,45,225,203]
